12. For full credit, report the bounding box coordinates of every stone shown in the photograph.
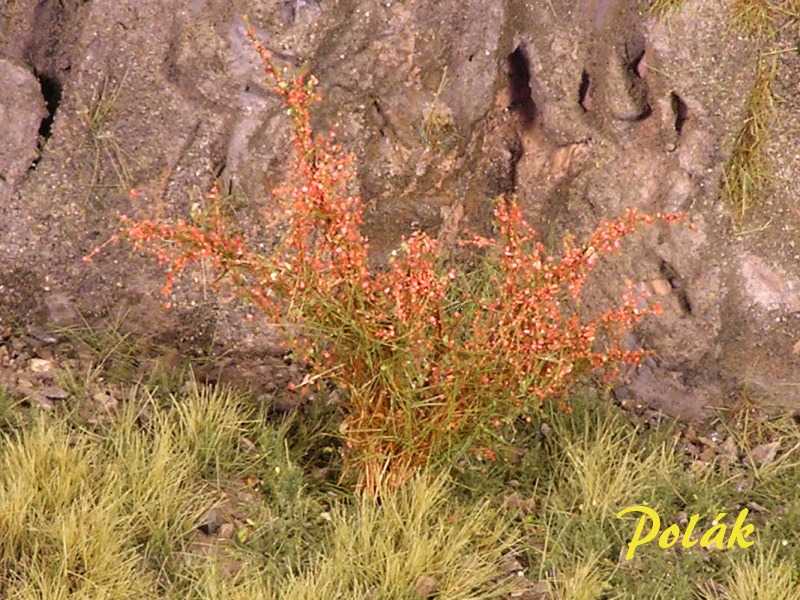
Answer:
[509,580,551,599]
[33,394,55,410]
[218,523,235,539]
[26,326,58,345]
[29,358,52,373]
[500,554,524,575]
[750,441,780,468]
[504,493,536,515]
[718,436,739,465]
[92,390,118,412]
[42,386,69,400]
[198,508,223,536]
[414,575,439,599]
[0,59,47,191]
[740,254,800,313]
[650,278,672,297]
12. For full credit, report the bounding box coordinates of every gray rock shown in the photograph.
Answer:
[42,386,69,400]
[0,59,46,191]
[198,508,223,536]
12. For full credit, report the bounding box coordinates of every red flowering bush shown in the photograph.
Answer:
[87,27,683,495]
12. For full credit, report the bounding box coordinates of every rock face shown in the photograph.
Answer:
[1,0,799,419]
[0,58,47,194]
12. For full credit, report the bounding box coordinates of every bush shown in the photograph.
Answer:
[87,26,682,495]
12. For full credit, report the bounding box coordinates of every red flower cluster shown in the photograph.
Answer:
[93,27,683,495]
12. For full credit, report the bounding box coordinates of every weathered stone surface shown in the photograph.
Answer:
[0,59,46,192]
[0,0,799,418]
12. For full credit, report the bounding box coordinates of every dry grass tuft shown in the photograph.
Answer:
[731,0,777,38]
[283,474,515,600]
[722,56,776,226]
[698,546,799,600]
[0,383,252,596]
[0,419,159,598]
[730,0,800,36]
[551,409,677,518]
[78,69,136,204]
[552,552,610,600]
[650,0,686,18]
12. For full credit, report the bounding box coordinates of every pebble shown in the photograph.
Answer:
[218,523,235,539]
[414,575,439,599]
[29,358,53,373]
[34,394,55,410]
[500,554,524,575]
[92,390,119,412]
[650,278,672,296]
[750,441,780,467]
[198,508,223,535]
[26,326,58,345]
[42,386,69,400]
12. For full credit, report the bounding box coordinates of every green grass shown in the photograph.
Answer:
[549,407,677,518]
[4,334,800,598]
